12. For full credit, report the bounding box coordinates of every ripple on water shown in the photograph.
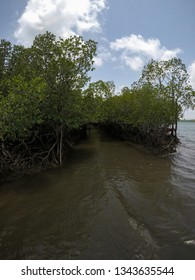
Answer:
[0,125,195,259]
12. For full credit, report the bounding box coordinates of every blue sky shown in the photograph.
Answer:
[1,0,195,118]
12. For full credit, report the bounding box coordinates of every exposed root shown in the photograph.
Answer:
[100,122,179,155]
[0,125,87,182]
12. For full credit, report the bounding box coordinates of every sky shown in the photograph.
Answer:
[0,0,195,119]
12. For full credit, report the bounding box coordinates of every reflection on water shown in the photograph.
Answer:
[0,122,195,259]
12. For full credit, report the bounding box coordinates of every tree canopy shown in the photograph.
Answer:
[0,32,195,177]
[0,32,96,138]
[0,32,96,169]
[131,58,195,135]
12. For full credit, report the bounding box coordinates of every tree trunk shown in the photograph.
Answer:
[59,126,63,166]
[175,120,178,137]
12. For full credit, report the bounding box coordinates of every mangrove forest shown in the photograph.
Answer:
[0,32,195,180]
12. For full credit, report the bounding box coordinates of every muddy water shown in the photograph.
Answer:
[0,123,195,259]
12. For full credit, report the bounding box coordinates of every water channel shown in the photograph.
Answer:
[0,123,195,259]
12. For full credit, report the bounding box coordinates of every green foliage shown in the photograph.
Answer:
[101,85,173,128]
[0,32,97,140]
[78,58,194,136]
[82,80,115,123]
[0,76,45,139]
[132,58,195,121]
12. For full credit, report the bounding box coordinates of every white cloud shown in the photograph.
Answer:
[94,44,112,67]
[184,61,195,119]
[188,61,195,89]
[94,56,103,67]
[14,0,107,45]
[183,109,195,120]
[110,34,182,71]
[121,55,144,71]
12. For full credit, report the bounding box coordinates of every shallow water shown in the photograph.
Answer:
[0,122,195,259]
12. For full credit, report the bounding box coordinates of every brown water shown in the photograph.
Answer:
[0,122,195,260]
